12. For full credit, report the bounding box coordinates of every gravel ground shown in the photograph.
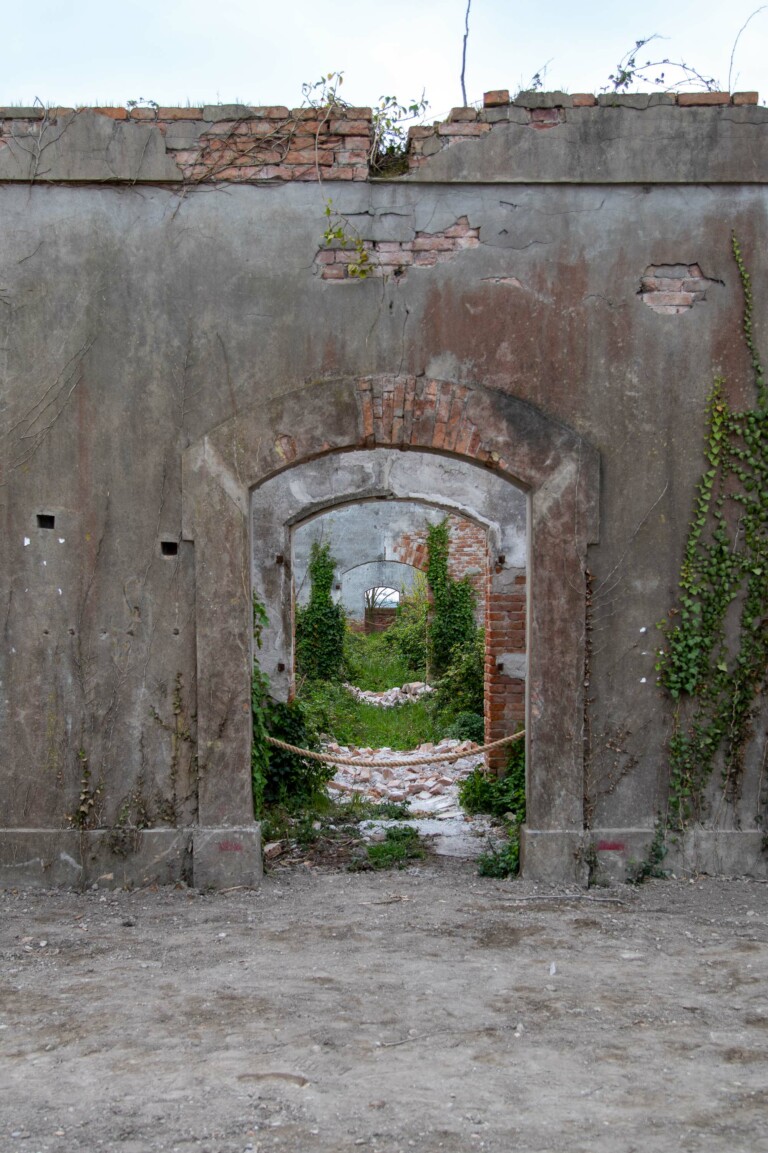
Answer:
[2,861,768,1153]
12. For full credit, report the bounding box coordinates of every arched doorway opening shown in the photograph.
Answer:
[251,456,527,770]
[182,376,599,883]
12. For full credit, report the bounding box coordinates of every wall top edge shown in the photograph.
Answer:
[0,92,761,121]
[0,96,765,186]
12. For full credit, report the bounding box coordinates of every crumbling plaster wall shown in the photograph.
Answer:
[1,95,767,884]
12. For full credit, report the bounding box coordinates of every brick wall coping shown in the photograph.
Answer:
[0,94,764,184]
[0,91,758,121]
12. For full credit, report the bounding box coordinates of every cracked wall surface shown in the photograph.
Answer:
[1,96,767,885]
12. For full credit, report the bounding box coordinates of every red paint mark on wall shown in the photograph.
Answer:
[597,841,625,852]
[218,840,244,852]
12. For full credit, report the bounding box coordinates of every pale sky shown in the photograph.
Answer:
[4,0,766,118]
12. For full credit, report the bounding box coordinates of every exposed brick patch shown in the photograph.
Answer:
[317,216,480,281]
[178,108,371,183]
[393,515,487,614]
[357,376,512,469]
[572,94,598,107]
[485,580,526,770]
[530,107,565,129]
[639,263,720,314]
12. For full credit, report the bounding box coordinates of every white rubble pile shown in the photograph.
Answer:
[326,736,481,816]
[342,681,435,708]
[324,738,502,858]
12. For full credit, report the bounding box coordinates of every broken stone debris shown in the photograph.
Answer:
[324,737,502,857]
[325,736,480,817]
[342,681,434,708]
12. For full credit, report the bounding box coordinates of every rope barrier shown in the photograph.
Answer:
[264,729,525,769]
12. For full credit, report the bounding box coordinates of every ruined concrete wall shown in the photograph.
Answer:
[1,94,767,884]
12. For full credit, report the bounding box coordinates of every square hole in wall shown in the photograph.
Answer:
[161,540,179,557]
[37,513,55,529]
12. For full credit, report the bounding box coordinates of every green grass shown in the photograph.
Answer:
[343,630,421,691]
[298,680,442,749]
[358,825,425,870]
[477,832,521,877]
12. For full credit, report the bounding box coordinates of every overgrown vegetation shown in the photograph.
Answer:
[343,629,416,692]
[656,235,768,831]
[304,71,429,275]
[294,517,485,751]
[299,679,443,748]
[357,825,426,870]
[604,35,717,93]
[625,821,669,885]
[458,736,526,878]
[295,542,346,682]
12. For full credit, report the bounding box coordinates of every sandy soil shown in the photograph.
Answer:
[2,861,768,1153]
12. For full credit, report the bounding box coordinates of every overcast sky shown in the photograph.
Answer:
[4,0,766,117]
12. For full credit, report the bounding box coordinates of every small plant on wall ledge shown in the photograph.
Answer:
[604,34,717,93]
[656,233,768,831]
[305,70,429,278]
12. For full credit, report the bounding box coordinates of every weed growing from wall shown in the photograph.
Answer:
[304,70,428,275]
[657,234,768,828]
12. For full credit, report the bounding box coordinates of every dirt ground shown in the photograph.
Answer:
[2,859,768,1153]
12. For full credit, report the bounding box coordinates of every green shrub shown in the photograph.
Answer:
[433,629,485,720]
[460,737,526,879]
[441,710,485,743]
[477,832,520,878]
[363,825,425,869]
[383,572,430,678]
[295,542,346,681]
[261,696,332,814]
[459,738,525,822]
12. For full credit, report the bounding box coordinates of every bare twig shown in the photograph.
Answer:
[728,5,767,93]
[460,0,472,106]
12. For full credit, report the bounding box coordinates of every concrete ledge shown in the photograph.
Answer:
[192,826,263,888]
[0,828,191,888]
[587,828,768,883]
[0,826,263,889]
[665,829,768,879]
[519,827,588,884]
[586,828,660,884]
[523,827,768,886]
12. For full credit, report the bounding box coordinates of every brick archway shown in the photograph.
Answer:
[183,376,599,882]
